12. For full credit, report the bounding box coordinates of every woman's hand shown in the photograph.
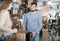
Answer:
[13,28,17,33]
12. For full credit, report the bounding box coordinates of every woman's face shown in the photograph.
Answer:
[7,3,12,10]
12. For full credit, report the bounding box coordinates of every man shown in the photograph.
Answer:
[22,2,42,41]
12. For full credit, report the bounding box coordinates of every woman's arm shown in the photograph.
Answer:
[0,11,17,34]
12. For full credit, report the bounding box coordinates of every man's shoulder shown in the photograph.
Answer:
[36,12,41,16]
[25,12,31,15]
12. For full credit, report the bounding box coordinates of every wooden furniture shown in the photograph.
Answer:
[4,31,26,41]
[58,18,60,36]
[16,31,26,41]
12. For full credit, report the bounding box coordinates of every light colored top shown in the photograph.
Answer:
[0,11,14,36]
[22,11,42,33]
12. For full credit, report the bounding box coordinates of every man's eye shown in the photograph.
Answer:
[33,6,35,7]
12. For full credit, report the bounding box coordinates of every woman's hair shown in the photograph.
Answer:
[0,0,12,11]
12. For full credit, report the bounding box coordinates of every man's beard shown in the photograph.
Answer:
[30,10,36,12]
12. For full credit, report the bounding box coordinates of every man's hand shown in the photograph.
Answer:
[31,32,36,38]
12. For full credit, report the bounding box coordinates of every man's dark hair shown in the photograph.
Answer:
[31,2,37,6]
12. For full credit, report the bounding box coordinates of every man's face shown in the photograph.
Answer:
[30,4,37,12]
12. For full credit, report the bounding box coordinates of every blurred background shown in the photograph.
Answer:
[0,0,60,41]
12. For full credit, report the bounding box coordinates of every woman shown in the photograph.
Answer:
[0,0,17,41]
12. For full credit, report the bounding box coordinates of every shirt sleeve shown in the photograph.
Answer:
[36,15,43,32]
[22,14,27,30]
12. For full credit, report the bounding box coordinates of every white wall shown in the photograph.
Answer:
[28,0,33,7]
[12,0,22,5]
